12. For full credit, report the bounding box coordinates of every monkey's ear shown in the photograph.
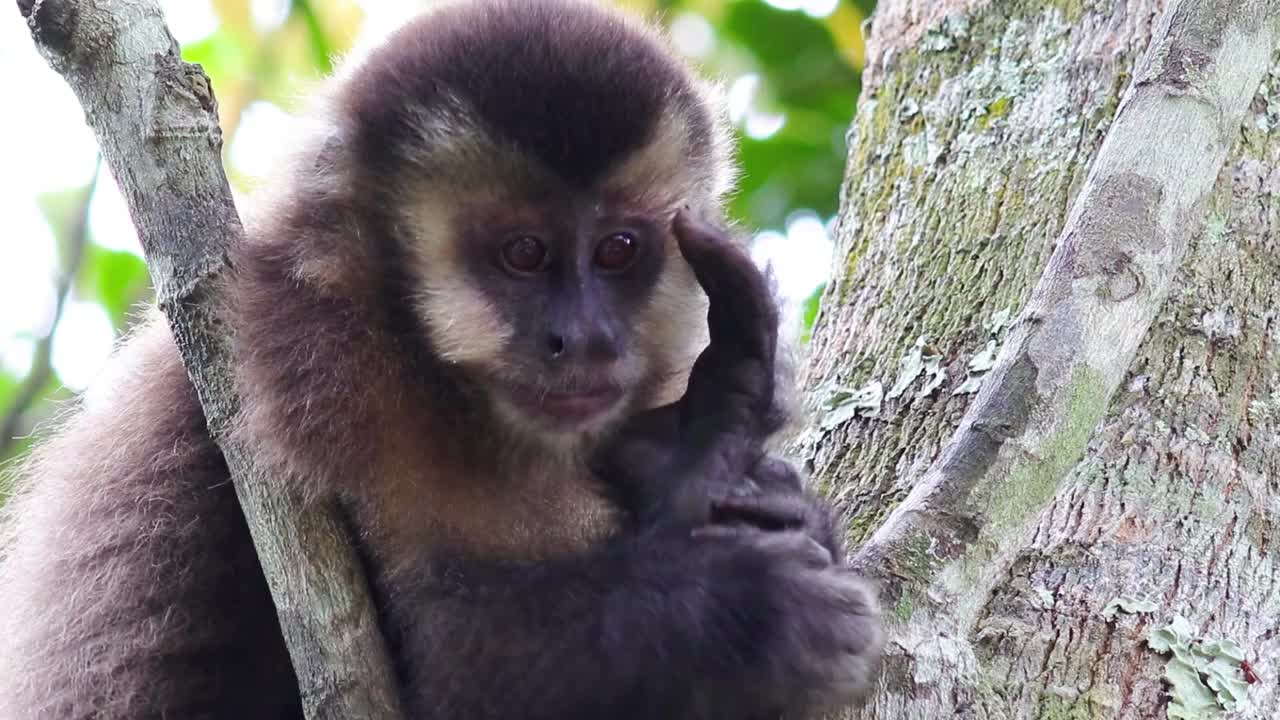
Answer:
[672,210,779,447]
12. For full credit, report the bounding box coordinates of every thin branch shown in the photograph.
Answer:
[0,158,99,456]
[18,1,404,717]
[853,0,1280,630]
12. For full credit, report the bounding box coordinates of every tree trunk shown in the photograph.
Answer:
[802,0,1280,718]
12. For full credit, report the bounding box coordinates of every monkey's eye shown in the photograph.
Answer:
[500,235,549,274]
[593,232,639,272]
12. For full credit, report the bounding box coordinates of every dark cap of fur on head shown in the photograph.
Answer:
[336,0,720,190]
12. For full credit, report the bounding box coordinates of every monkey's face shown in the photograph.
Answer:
[406,184,709,440]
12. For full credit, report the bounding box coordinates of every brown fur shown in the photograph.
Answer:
[0,321,299,719]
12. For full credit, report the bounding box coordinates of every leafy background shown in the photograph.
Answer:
[0,0,874,474]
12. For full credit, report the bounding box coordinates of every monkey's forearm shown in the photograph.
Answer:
[393,538,798,720]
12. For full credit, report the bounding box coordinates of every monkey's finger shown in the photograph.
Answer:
[672,211,778,367]
[746,456,805,493]
[710,493,809,532]
[690,524,757,540]
[754,531,834,569]
[672,211,779,441]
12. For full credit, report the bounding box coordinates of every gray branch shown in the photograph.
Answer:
[852,0,1279,630]
[18,1,404,717]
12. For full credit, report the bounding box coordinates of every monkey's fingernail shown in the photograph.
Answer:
[691,525,744,540]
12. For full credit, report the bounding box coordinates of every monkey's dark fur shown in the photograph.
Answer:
[0,1,881,718]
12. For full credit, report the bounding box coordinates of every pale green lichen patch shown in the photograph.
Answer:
[1248,390,1280,423]
[1101,596,1158,619]
[920,13,971,53]
[816,379,885,430]
[985,365,1110,533]
[888,336,946,400]
[892,591,915,624]
[1037,689,1117,720]
[954,308,1013,395]
[953,340,999,395]
[889,530,940,585]
[1147,616,1252,718]
[1202,211,1232,245]
[976,96,1013,130]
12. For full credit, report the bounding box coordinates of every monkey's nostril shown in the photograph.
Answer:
[547,335,566,358]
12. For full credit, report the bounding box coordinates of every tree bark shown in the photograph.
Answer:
[803,0,1280,717]
[17,1,403,717]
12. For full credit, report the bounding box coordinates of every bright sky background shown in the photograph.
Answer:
[0,0,835,394]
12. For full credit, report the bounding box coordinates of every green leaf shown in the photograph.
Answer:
[0,371,18,414]
[79,245,151,330]
[35,186,92,253]
[716,1,860,230]
[733,133,846,229]
[721,1,858,117]
[799,283,825,343]
[181,27,254,87]
[294,0,335,75]
[839,0,878,18]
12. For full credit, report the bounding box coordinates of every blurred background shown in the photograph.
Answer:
[0,0,874,469]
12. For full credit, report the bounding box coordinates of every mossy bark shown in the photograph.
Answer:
[803,0,1280,717]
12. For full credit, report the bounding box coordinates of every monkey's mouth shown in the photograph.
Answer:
[503,383,626,424]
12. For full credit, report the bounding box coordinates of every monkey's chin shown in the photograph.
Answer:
[493,385,629,436]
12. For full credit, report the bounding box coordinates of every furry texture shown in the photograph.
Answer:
[0,322,299,719]
[0,2,879,718]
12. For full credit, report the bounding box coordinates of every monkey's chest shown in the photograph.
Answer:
[359,460,619,576]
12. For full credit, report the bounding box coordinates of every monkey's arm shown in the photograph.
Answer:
[596,213,843,558]
[393,527,877,720]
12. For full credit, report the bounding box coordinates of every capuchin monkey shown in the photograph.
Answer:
[0,1,881,718]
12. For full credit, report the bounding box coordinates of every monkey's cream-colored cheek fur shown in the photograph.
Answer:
[415,276,512,365]
[401,193,514,365]
[637,239,709,405]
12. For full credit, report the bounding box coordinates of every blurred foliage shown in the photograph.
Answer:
[800,282,827,344]
[0,0,873,472]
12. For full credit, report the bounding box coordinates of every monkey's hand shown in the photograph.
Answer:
[681,529,883,716]
[407,523,881,720]
[594,211,842,562]
[593,211,782,533]
[712,453,847,563]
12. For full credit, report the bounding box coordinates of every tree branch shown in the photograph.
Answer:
[853,0,1279,628]
[0,158,97,458]
[17,1,404,717]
